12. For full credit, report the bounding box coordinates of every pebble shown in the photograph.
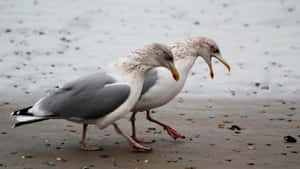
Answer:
[248,146,256,150]
[99,154,109,158]
[228,125,241,131]
[1,131,7,135]
[230,90,236,96]
[289,107,296,111]
[44,161,56,167]
[55,146,62,150]
[281,152,287,156]
[185,167,196,169]
[148,127,156,131]
[56,157,67,162]
[218,123,225,128]
[193,21,200,25]
[167,160,177,163]
[284,136,297,143]
[5,28,12,33]
[0,163,6,167]
[21,155,33,159]
[261,85,269,90]
[288,8,295,12]
[247,162,255,166]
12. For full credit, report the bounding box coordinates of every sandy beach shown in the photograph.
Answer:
[1,99,300,169]
[1,0,300,168]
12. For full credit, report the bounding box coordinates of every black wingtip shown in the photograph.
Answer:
[11,106,33,116]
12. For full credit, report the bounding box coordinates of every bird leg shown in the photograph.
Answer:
[80,124,102,151]
[130,112,155,143]
[113,123,152,151]
[146,110,185,140]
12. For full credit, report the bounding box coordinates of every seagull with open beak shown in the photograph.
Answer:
[130,36,230,144]
[12,43,179,151]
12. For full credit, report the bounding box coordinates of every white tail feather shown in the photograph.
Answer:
[15,116,45,122]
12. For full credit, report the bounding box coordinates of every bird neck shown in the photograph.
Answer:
[117,56,151,74]
[109,53,152,84]
[170,43,197,74]
[175,55,197,79]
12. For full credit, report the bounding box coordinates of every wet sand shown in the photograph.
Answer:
[1,0,300,168]
[1,98,299,169]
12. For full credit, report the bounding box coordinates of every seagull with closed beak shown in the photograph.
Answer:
[130,36,231,143]
[12,43,179,151]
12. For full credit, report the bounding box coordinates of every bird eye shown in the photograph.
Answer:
[213,48,219,53]
[162,50,173,61]
[165,55,173,61]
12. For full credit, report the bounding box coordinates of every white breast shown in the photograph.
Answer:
[134,67,187,111]
[95,69,145,129]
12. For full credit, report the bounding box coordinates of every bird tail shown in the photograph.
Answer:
[11,106,48,128]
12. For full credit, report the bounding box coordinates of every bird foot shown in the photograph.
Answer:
[131,136,155,144]
[165,127,185,140]
[80,142,102,151]
[132,143,152,151]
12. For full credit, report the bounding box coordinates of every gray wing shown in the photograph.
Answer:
[140,69,158,96]
[38,72,130,119]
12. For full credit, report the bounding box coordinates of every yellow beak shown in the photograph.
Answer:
[208,56,231,79]
[208,63,214,79]
[169,65,180,81]
[217,57,231,72]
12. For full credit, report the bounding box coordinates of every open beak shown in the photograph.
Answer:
[207,55,231,80]
[215,56,231,72]
[168,64,180,81]
[208,63,214,79]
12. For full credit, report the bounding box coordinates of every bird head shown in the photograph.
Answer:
[186,36,231,79]
[140,43,180,81]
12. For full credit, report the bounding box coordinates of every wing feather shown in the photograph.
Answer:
[32,72,130,119]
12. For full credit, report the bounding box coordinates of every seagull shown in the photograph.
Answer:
[130,36,231,143]
[12,43,180,151]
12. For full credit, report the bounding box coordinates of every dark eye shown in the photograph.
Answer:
[162,50,173,61]
[213,47,219,53]
[165,55,173,61]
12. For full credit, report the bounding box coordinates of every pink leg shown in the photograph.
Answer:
[130,112,154,143]
[80,124,102,151]
[113,123,152,151]
[146,110,185,140]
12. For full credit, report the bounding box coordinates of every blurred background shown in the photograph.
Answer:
[1,1,300,169]
[0,0,299,105]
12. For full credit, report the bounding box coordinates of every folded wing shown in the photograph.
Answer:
[33,72,130,119]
